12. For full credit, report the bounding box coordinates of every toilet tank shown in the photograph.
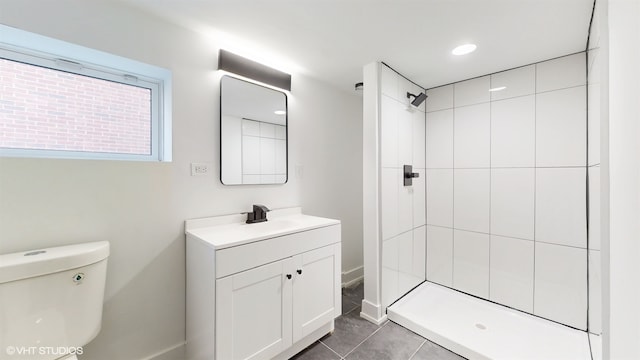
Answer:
[0,241,109,360]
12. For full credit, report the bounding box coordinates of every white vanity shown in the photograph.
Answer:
[185,207,341,360]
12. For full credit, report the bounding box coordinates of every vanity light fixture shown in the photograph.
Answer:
[274,110,286,115]
[218,49,292,91]
[489,86,507,92]
[452,43,477,56]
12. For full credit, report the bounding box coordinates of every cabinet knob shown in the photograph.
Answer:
[296,269,302,275]
[286,274,292,280]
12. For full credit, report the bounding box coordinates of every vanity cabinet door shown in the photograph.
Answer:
[216,258,294,360]
[292,244,340,343]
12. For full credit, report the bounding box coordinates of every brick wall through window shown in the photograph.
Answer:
[0,58,152,155]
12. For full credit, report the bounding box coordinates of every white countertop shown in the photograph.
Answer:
[185,207,340,250]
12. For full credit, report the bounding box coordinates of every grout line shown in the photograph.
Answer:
[408,340,427,360]
[318,341,343,360]
[488,75,493,299]
[340,321,390,359]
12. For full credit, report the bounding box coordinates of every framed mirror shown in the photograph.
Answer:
[220,76,288,185]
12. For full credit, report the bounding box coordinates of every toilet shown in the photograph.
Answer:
[0,241,110,360]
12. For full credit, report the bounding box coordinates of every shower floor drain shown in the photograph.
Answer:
[475,323,487,330]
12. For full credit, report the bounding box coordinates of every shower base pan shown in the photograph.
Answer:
[387,282,592,360]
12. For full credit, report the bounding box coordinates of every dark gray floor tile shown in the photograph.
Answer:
[321,306,380,357]
[291,341,341,360]
[342,294,359,315]
[342,282,364,305]
[410,340,466,360]
[345,321,425,360]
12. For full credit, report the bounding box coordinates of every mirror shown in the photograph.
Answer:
[220,76,288,185]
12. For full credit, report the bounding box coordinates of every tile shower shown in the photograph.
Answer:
[363,49,600,358]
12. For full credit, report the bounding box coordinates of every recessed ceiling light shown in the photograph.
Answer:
[452,43,477,56]
[489,86,507,92]
[274,110,286,115]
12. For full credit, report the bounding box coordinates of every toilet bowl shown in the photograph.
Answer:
[0,241,110,360]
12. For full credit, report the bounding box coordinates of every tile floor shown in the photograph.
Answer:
[291,283,465,360]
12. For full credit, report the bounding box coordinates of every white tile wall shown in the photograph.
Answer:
[426,109,454,168]
[454,169,490,233]
[534,242,587,330]
[242,119,260,136]
[260,138,276,174]
[589,249,602,334]
[536,86,587,167]
[381,65,398,99]
[536,53,586,93]
[413,168,426,227]
[491,168,535,240]
[454,103,490,168]
[454,76,490,107]
[413,110,426,168]
[242,136,260,174]
[426,85,453,112]
[381,168,399,240]
[490,65,535,101]
[535,167,587,248]
[398,107,414,166]
[426,226,453,287]
[426,169,454,227]
[274,125,286,140]
[588,83,601,166]
[275,140,286,174]
[589,166,601,250]
[491,95,535,167]
[412,226,427,279]
[379,65,427,308]
[490,235,534,312]
[260,122,275,138]
[421,54,588,330]
[453,230,490,298]
[381,96,399,168]
[398,179,414,234]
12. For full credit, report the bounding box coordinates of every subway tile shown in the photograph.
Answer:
[535,167,587,248]
[412,226,427,280]
[454,103,490,168]
[426,169,453,227]
[453,230,490,298]
[536,86,587,167]
[491,95,535,167]
[398,175,414,234]
[426,84,453,112]
[454,169,490,233]
[536,53,586,92]
[426,109,454,168]
[489,235,534,312]
[534,242,587,330]
[454,76,490,107]
[491,168,535,240]
[426,226,453,287]
[490,65,535,101]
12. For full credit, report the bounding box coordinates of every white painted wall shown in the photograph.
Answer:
[0,1,363,359]
[604,0,640,358]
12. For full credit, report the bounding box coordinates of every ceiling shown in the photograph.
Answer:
[120,0,594,92]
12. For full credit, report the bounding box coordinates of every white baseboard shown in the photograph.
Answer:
[341,265,364,288]
[141,342,185,360]
[360,299,387,325]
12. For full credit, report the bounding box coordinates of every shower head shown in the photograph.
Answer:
[407,92,427,107]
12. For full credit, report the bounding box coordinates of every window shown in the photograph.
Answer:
[0,25,172,161]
